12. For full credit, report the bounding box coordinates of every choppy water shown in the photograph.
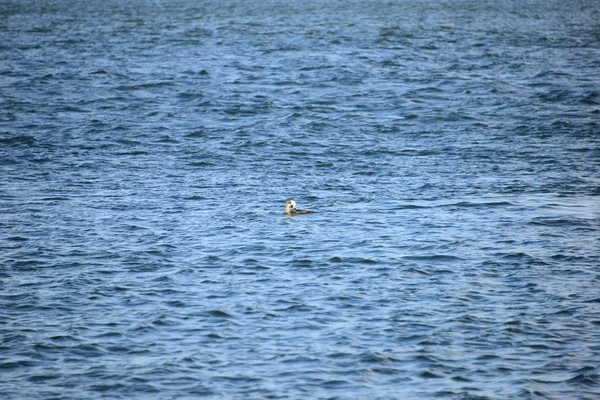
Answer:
[2,0,600,398]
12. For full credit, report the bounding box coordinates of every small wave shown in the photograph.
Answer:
[529,217,592,228]
[116,81,177,91]
[0,360,37,370]
[533,70,573,79]
[444,201,516,208]
[28,375,60,382]
[58,105,89,113]
[538,89,572,103]
[166,300,186,308]
[208,309,234,318]
[567,372,599,387]
[186,130,207,138]
[402,255,464,262]
[580,91,600,105]
[116,151,148,156]
[178,92,204,100]
[582,297,600,304]
[184,195,208,201]
[394,203,431,210]
[326,256,378,264]
[41,197,70,201]
[360,351,401,364]
[6,236,29,241]
[0,135,37,147]
[533,367,599,387]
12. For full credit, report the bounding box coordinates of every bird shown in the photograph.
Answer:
[284,200,315,215]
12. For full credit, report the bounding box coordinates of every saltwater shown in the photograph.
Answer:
[1,0,599,398]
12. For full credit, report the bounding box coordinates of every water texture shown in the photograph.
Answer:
[1,0,600,398]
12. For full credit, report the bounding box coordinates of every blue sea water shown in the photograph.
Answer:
[1,0,600,398]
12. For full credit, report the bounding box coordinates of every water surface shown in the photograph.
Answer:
[1,0,600,398]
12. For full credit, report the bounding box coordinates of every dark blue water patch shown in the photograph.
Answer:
[5,236,29,242]
[0,134,37,147]
[529,216,596,229]
[116,81,178,91]
[582,297,600,304]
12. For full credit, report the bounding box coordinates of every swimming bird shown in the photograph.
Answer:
[284,200,314,215]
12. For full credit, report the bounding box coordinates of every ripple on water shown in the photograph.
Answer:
[1,0,600,399]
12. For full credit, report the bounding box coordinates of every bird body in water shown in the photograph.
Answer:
[284,200,314,215]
